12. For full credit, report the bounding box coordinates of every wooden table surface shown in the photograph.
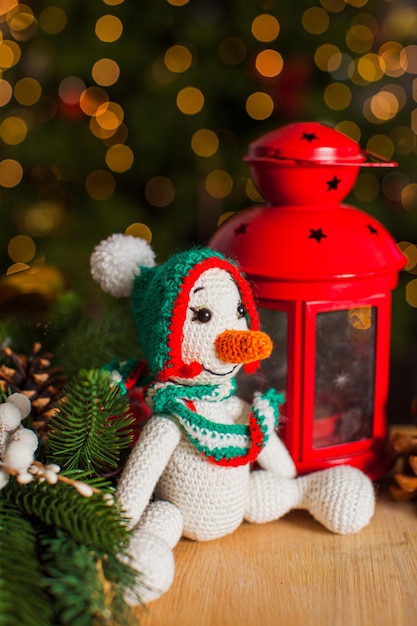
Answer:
[134,435,417,626]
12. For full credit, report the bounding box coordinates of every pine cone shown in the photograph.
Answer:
[390,431,417,501]
[0,342,67,439]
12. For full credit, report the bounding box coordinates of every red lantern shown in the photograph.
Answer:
[210,122,406,479]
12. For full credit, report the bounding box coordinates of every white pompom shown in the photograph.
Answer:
[11,427,39,452]
[3,440,34,471]
[0,469,9,489]
[91,233,156,298]
[6,393,31,419]
[0,403,22,431]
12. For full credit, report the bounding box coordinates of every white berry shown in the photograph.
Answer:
[6,393,31,419]
[0,403,22,431]
[11,428,39,452]
[0,468,9,489]
[3,440,34,471]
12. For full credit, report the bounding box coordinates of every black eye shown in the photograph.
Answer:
[237,303,246,319]
[191,307,212,323]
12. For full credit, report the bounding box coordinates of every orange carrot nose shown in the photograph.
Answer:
[215,329,273,364]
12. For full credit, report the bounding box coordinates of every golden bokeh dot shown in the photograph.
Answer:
[370,91,399,121]
[95,15,123,43]
[324,82,352,110]
[164,45,193,73]
[404,45,417,74]
[366,134,394,160]
[167,0,190,5]
[302,7,329,35]
[145,176,176,207]
[85,169,116,200]
[345,25,374,54]
[6,263,30,275]
[398,242,417,272]
[92,58,120,86]
[251,14,280,42]
[95,101,124,131]
[105,144,134,173]
[125,223,152,242]
[314,44,341,71]
[176,86,204,115]
[0,80,13,106]
[246,91,274,120]
[379,41,405,77]
[401,184,417,211]
[8,234,36,263]
[205,170,233,199]
[14,77,42,106]
[357,53,385,82]
[0,40,21,69]
[406,278,417,307]
[79,87,109,115]
[0,116,27,144]
[0,159,23,187]
[8,7,36,34]
[191,129,219,157]
[0,0,18,17]
[391,125,415,155]
[255,49,284,78]
[320,0,346,12]
[345,0,368,6]
[103,0,125,5]
[39,6,67,34]
[218,37,246,65]
[335,120,361,143]
[23,201,62,237]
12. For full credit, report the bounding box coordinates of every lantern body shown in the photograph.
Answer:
[210,122,406,479]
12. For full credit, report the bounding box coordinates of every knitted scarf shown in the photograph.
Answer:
[146,379,282,467]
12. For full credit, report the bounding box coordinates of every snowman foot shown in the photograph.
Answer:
[298,465,375,534]
[124,530,175,605]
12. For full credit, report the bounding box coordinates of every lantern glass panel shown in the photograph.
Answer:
[314,306,376,449]
[237,308,288,400]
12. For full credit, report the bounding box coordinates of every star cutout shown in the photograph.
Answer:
[308,228,327,243]
[301,132,319,142]
[234,223,248,236]
[367,224,378,235]
[326,175,342,191]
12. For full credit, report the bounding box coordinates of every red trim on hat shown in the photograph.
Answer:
[158,256,260,381]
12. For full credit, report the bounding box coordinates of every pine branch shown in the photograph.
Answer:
[0,500,52,626]
[3,477,130,554]
[48,369,134,477]
[39,530,140,626]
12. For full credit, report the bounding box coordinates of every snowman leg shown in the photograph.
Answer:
[297,465,375,534]
[124,500,184,604]
[245,470,301,523]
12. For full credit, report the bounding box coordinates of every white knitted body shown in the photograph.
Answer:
[117,394,375,603]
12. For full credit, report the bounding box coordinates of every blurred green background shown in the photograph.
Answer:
[0,0,417,420]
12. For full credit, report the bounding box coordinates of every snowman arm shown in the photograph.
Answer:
[256,429,297,478]
[116,415,181,529]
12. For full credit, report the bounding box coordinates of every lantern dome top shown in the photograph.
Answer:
[244,122,397,206]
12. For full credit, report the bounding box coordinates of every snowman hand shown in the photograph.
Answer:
[251,388,284,432]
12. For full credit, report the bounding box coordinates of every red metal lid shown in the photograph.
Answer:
[245,122,396,168]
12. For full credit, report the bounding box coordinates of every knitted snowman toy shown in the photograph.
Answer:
[91,234,375,603]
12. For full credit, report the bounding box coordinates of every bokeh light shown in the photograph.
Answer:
[176,86,204,115]
[251,14,280,42]
[95,15,123,43]
[255,49,284,78]
[8,234,36,263]
[125,222,152,242]
[92,58,120,86]
[205,170,233,199]
[324,82,352,110]
[164,45,193,73]
[14,77,41,105]
[191,129,219,157]
[38,6,67,34]
[245,91,274,120]
[0,116,27,144]
[85,170,116,200]
[145,176,175,207]
[302,7,329,35]
[0,159,23,187]
[105,144,134,172]
[0,80,13,106]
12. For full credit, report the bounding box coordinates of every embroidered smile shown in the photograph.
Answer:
[202,364,238,376]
